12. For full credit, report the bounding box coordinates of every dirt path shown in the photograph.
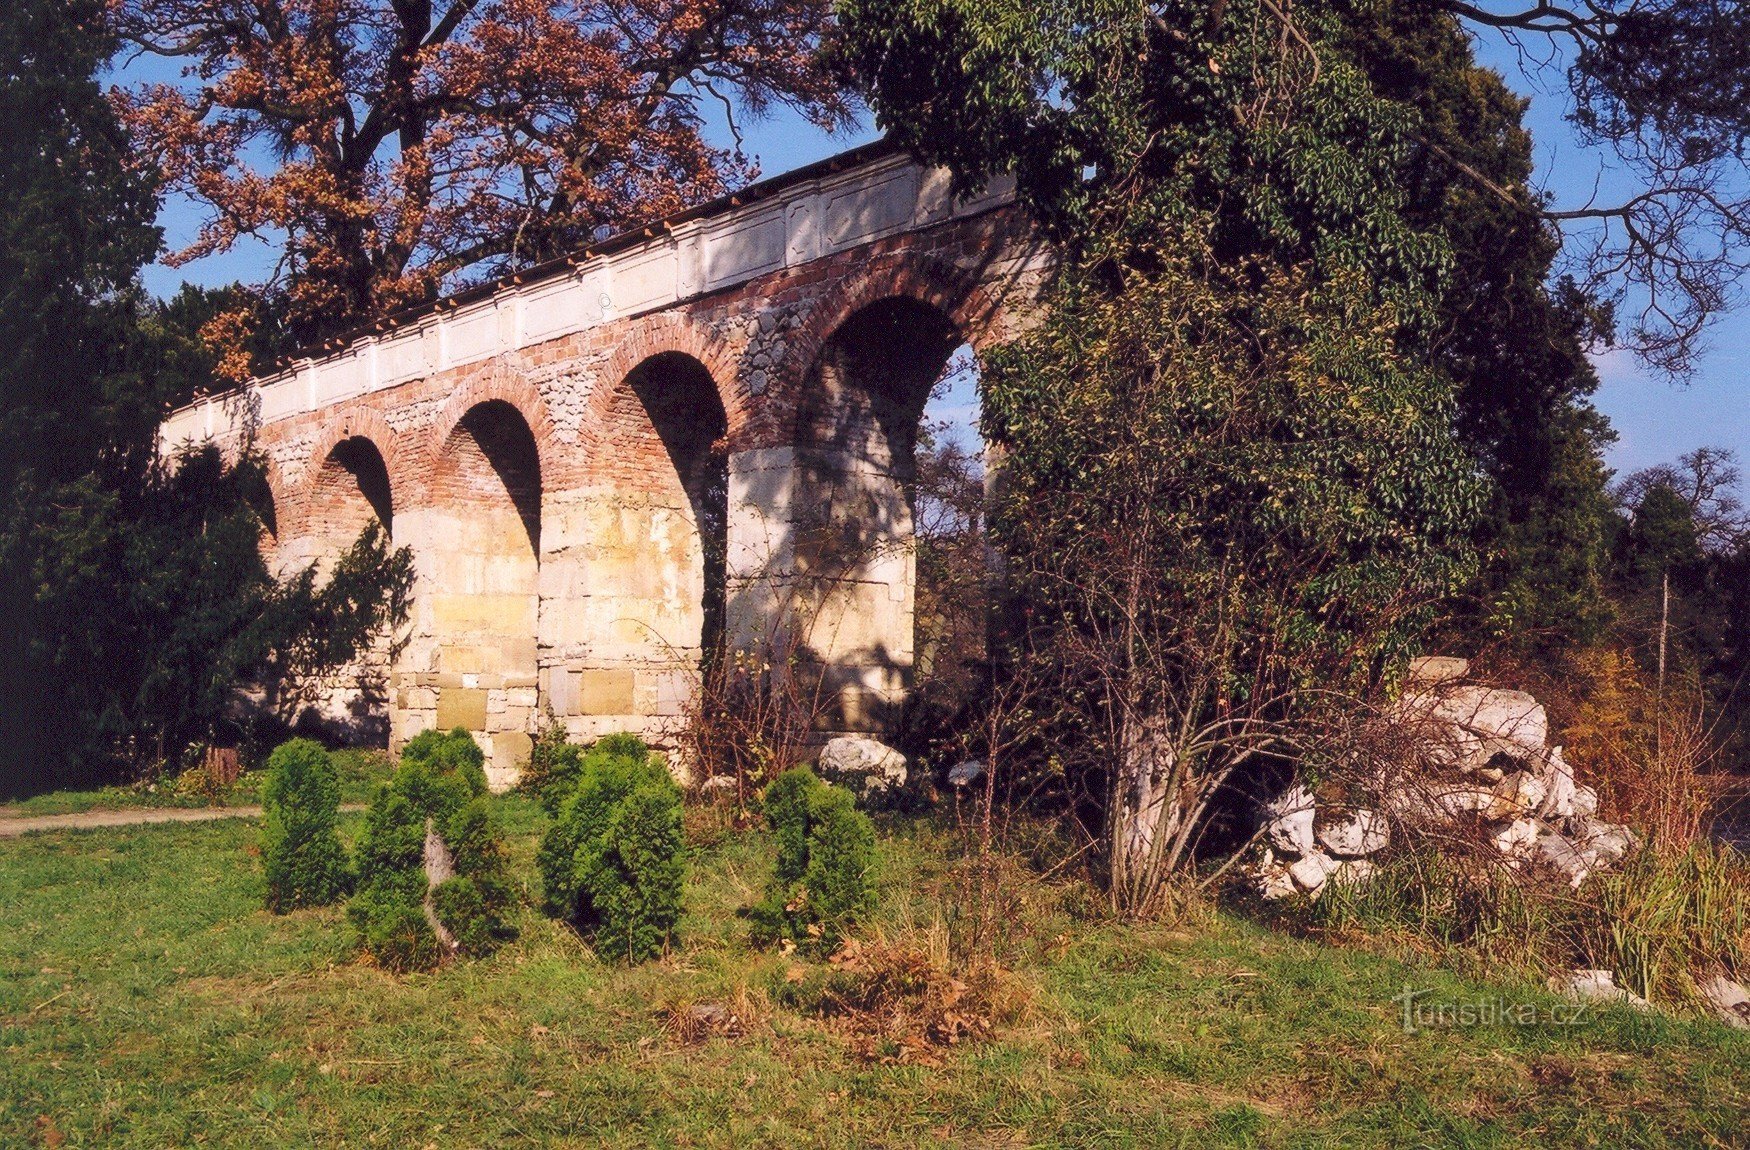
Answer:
[0,804,367,838]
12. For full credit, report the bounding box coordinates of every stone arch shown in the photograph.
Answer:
[301,410,402,568]
[593,349,731,667]
[303,408,409,516]
[771,253,1004,416]
[426,367,560,494]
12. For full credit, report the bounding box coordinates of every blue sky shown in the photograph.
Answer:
[132,30,1745,485]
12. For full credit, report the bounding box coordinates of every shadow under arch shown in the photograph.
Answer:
[442,399,542,559]
[423,397,544,787]
[621,351,730,660]
[789,293,972,734]
[309,435,394,554]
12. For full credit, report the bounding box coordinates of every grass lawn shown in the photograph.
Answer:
[1,752,394,817]
[1,796,1745,1148]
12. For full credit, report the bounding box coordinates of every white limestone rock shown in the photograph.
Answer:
[1430,781,1497,819]
[1490,818,1541,858]
[1288,850,1339,894]
[1535,831,1592,888]
[1407,655,1470,687]
[1407,686,1549,773]
[1536,746,1578,821]
[1254,850,1299,901]
[1487,771,1547,821]
[947,760,986,788]
[1328,858,1377,890]
[1572,784,1600,819]
[1316,809,1390,858]
[698,775,739,804]
[1698,975,1750,1030]
[1573,817,1637,867]
[1549,968,1649,1009]
[816,736,908,803]
[1262,784,1318,857]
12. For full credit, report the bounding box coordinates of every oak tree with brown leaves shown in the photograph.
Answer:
[109,0,851,373]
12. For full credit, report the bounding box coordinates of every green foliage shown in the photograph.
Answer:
[0,0,159,795]
[0,1,415,798]
[518,715,654,818]
[518,707,585,815]
[841,0,1490,907]
[1335,4,1621,655]
[394,727,490,809]
[750,767,877,951]
[10,814,1750,1145]
[349,729,514,970]
[259,738,352,912]
[536,735,684,963]
[348,887,442,973]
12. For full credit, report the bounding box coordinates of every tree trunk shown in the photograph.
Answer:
[1110,710,1184,917]
[422,817,459,956]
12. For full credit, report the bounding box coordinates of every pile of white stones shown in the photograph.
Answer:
[1252,656,1639,901]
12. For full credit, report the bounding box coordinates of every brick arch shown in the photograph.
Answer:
[301,407,409,523]
[426,365,561,489]
[305,407,408,492]
[768,252,1005,423]
[590,312,746,447]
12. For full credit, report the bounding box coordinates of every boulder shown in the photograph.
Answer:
[1490,818,1540,858]
[1485,771,1547,821]
[698,775,739,805]
[1288,850,1338,894]
[1573,817,1637,866]
[1254,850,1299,901]
[1262,785,1317,857]
[1536,746,1577,821]
[816,737,908,804]
[1698,975,1750,1030]
[1329,858,1377,890]
[947,760,986,788]
[1549,968,1649,1009]
[1407,655,1470,687]
[1409,686,1549,773]
[1572,784,1599,819]
[1535,831,1591,888]
[1316,809,1390,857]
[1430,781,1496,819]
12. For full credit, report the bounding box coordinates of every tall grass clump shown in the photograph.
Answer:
[260,738,351,912]
[1313,834,1750,1012]
[750,766,877,952]
[1581,843,1750,1005]
[349,728,516,970]
[537,734,684,963]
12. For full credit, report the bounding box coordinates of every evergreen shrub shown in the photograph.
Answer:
[750,766,877,951]
[260,738,351,912]
[537,734,685,963]
[348,728,515,970]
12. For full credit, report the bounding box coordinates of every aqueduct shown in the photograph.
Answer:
[161,142,1051,787]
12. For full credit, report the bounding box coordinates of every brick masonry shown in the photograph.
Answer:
[162,149,1053,788]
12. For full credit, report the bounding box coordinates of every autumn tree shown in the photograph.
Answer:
[109,0,854,369]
